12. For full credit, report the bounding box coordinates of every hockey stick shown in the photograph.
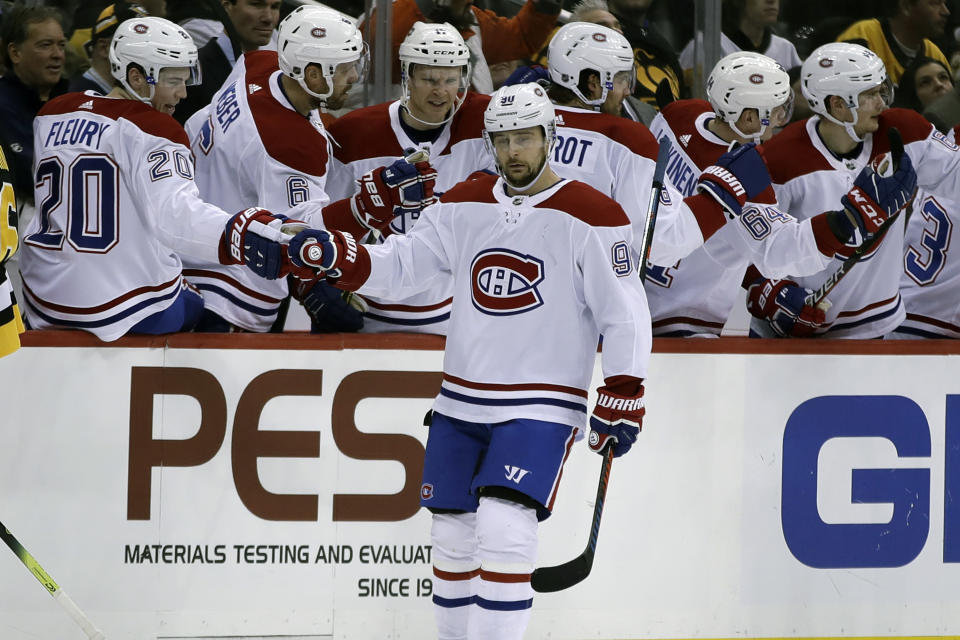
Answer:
[531,137,672,594]
[0,519,106,639]
[804,127,911,310]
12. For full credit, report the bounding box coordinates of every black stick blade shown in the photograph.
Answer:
[531,553,594,593]
[531,446,615,593]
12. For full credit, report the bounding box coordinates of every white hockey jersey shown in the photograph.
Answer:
[325,94,494,334]
[550,105,715,267]
[183,50,333,331]
[20,92,231,342]
[897,189,960,338]
[753,109,960,338]
[356,174,650,430]
[645,100,836,336]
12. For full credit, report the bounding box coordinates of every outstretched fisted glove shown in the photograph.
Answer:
[221,207,295,279]
[746,277,826,337]
[588,376,645,458]
[696,142,771,217]
[834,148,917,244]
[352,155,438,233]
[287,227,372,290]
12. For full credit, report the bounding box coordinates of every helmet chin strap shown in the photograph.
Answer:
[822,105,866,142]
[499,141,552,193]
[298,75,333,106]
[402,98,456,126]
[400,87,467,127]
[729,118,767,143]
[121,75,156,105]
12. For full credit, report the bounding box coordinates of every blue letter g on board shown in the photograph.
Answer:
[781,395,930,568]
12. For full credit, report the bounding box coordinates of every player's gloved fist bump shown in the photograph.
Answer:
[746,277,825,337]
[588,376,645,458]
[838,149,917,242]
[696,142,771,217]
[222,207,289,279]
[288,228,344,271]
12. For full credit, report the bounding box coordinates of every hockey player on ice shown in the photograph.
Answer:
[283,82,778,639]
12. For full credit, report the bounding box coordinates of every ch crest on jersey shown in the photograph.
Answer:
[471,248,545,315]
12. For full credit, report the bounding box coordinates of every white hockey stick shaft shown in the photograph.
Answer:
[1,520,106,639]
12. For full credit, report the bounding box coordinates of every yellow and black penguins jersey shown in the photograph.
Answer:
[838,18,950,87]
[0,142,23,358]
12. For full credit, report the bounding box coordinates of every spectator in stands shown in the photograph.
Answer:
[0,5,68,203]
[175,0,281,124]
[837,0,951,86]
[66,1,159,79]
[608,0,687,107]
[167,0,222,48]
[69,3,148,94]
[923,69,960,130]
[679,0,802,80]
[894,54,954,111]
[362,0,561,94]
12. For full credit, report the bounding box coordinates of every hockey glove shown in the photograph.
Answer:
[290,275,365,333]
[696,142,771,217]
[588,376,645,458]
[352,157,438,233]
[287,228,371,290]
[221,207,291,279]
[502,65,550,87]
[746,277,826,337]
[834,148,917,243]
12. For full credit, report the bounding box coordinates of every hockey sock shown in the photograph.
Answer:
[470,496,538,640]
[431,511,479,640]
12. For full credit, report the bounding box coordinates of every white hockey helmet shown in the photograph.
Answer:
[801,42,893,140]
[707,51,793,141]
[399,22,472,126]
[277,6,368,103]
[109,17,200,104]
[482,83,557,191]
[547,21,634,108]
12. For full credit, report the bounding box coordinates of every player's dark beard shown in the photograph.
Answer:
[505,156,547,189]
[428,2,474,31]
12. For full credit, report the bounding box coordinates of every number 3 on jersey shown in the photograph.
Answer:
[905,196,953,286]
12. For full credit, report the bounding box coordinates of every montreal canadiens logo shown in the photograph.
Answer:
[819,58,834,68]
[749,73,764,84]
[471,249,545,315]
[133,23,149,34]
[421,483,434,500]
[306,243,323,263]
[592,32,606,42]
[311,26,326,38]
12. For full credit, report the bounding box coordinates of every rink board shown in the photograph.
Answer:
[1,333,959,639]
